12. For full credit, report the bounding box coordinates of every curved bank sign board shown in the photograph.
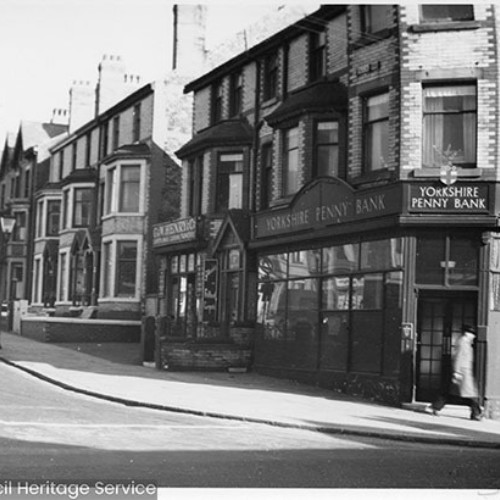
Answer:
[254,178,402,239]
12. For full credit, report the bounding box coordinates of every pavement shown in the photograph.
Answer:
[1,330,500,449]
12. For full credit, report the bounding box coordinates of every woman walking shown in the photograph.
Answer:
[431,325,483,421]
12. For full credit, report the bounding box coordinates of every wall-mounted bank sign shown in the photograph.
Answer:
[408,183,490,213]
[255,178,401,239]
[153,217,197,247]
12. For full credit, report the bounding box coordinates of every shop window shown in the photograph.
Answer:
[212,79,224,124]
[116,241,137,297]
[315,121,339,178]
[423,85,477,168]
[416,234,479,286]
[323,244,359,274]
[133,103,141,142]
[229,71,243,117]
[46,200,61,237]
[263,52,279,101]
[309,30,326,82]
[282,126,300,196]
[170,254,197,337]
[73,188,92,227]
[352,274,383,310]
[420,5,474,23]
[215,153,243,212]
[361,5,392,34]
[360,238,402,270]
[364,92,389,172]
[288,250,321,278]
[322,276,350,310]
[260,143,273,209]
[188,156,204,216]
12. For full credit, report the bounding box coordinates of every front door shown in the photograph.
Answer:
[416,292,476,402]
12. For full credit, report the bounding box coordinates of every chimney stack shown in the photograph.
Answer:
[68,80,95,133]
[51,108,69,126]
[172,5,208,77]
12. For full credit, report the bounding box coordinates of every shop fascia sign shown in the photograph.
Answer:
[153,217,197,247]
[255,178,401,239]
[408,183,490,213]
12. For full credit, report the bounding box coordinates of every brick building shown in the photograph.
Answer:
[153,4,500,418]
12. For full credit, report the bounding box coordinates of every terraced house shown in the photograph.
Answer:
[153,4,500,418]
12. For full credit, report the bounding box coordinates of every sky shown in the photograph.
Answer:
[0,0,287,139]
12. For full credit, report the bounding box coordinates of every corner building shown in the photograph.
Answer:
[154,5,500,418]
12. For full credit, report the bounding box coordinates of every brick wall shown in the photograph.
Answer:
[21,317,141,342]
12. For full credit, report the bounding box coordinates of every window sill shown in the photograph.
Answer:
[409,21,481,33]
[351,28,393,48]
[350,168,394,186]
[261,96,279,110]
[411,167,482,178]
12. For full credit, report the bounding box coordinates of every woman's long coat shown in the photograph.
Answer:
[452,335,479,398]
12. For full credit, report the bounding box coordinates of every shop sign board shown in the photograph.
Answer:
[255,178,401,239]
[408,183,490,213]
[153,217,197,247]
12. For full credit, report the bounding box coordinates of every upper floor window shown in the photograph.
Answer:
[263,52,279,101]
[0,184,5,209]
[315,121,339,178]
[85,133,91,167]
[423,84,476,168]
[212,80,224,124]
[364,92,389,172]
[361,5,392,34]
[99,122,109,160]
[261,143,273,209]
[46,200,61,236]
[420,5,474,23]
[188,156,204,217]
[23,169,31,198]
[112,115,120,150]
[72,143,77,171]
[36,200,43,238]
[283,126,300,196]
[59,151,65,178]
[105,163,141,215]
[229,71,243,117]
[216,153,243,212]
[73,188,92,227]
[309,31,326,82]
[133,103,141,142]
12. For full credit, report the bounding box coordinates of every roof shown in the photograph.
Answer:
[175,119,253,158]
[184,5,346,94]
[265,81,348,126]
[19,121,68,150]
[103,143,151,164]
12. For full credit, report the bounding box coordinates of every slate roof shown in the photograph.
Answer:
[176,119,253,158]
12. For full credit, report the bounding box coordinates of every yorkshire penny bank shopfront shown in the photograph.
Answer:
[251,177,500,415]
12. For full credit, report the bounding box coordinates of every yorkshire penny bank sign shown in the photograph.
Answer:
[255,178,401,238]
[408,183,490,213]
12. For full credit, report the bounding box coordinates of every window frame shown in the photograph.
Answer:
[363,91,390,173]
[212,79,224,124]
[422,83,477,169]
[260,142,273,209]
[133,103,141,142]
[229,71,243,117]
[187,156,204,217]
[100,236,142,301]
[309,30,327,82]
[263,52,279,101]
[361,5,391,34]
[314,120,339,178]
[215,152,244,212]
[112,115,120,150]
[282,125,300,197]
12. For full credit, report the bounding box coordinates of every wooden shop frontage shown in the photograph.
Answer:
[153,177,500,415]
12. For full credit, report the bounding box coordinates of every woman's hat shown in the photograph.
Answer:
[462,324,476,334]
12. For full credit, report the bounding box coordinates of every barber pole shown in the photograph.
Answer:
[440,164,458,186]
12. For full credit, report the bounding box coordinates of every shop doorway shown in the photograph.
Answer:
[415,292,476,402]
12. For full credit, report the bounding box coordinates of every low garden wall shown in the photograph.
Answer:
[21,316,141,343]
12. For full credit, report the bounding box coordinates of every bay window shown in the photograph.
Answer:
[46,200,61,236]
[73,188,92,227]
[315,121,339,178]
[283,126,300,196]
[105,163,141,215]
[216,153,243,212]
[422,85,477,168]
